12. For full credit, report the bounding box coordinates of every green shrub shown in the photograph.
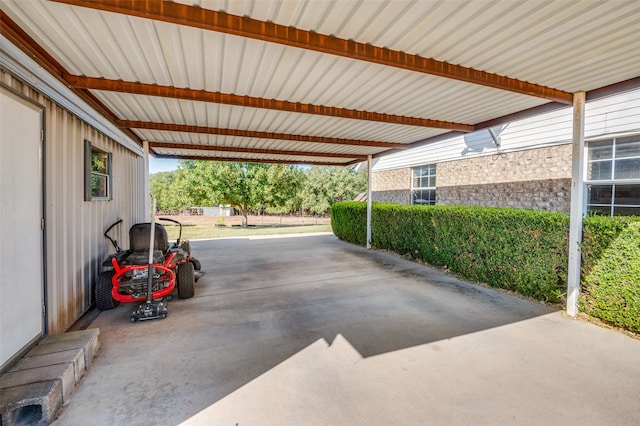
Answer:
[581,215,637,277]
[580,221,640,332]
[330,201,367,245]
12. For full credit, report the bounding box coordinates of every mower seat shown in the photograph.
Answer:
[129,223,170,253]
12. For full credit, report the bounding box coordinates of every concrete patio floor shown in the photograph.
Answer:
[53,233,640,425]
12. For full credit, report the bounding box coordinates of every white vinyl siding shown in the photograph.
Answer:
[372,89,640,172]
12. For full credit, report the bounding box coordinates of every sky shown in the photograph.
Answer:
[149,157,178,174]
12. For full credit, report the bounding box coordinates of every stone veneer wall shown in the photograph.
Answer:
[371,167,411,204]
[370,144,573,212]
[437,144,573,213]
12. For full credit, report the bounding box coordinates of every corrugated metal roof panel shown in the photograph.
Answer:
[152,147,358,164]
[6,1,548,123]
[184,0,640,92]
[94,91,451,143]
[137,131,386,156]
[2,0,639,165]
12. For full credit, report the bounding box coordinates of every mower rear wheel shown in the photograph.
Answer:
[96,271,119,310]
[177,261,195,299]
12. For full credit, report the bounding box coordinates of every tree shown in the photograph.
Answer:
[150,170,189,212]
[176,161,303,226]
[150,162,367,220]
[301,166,367,215]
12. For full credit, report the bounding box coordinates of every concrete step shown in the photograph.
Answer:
[0,328,99,426]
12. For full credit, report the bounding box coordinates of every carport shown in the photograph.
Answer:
[52,234,640,425]
[2,2,640,424]
[2,0,640,317]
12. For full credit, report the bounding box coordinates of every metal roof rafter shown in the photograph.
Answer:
[65,75,474,131]
[51,0,574,105]
[154,154,350,167]
[120,120,408,149]
[148,141,367,161]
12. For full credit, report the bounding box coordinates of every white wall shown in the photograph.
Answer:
[373,89,640,171]
[1,70,145,334]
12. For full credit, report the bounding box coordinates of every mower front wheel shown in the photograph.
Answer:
[177,262,195,299]
[96,271,119,310]
[189,257,201,271]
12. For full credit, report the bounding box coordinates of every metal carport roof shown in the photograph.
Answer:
[2,0,639,165]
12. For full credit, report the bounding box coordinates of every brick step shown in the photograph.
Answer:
[0,329,99,425]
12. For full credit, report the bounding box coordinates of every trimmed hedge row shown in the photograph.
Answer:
[332,202,568,301]
[580,220,640,331]
[331,202,639,332]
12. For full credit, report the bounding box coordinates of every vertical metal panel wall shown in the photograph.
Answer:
[1,70,145,334]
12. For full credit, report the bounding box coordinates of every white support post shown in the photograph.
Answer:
[567,91,586,317]
[143,141,150,220]
[366,155,373,250]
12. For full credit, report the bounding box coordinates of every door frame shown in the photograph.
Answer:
[0,83,47,369]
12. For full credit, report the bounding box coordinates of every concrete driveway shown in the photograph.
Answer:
[54,233,640,425]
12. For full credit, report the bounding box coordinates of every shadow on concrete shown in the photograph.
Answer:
[55,234,555,425]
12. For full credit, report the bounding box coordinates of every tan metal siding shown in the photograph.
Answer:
[1,70,145,334]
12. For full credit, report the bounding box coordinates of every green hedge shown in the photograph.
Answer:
[331,202,640,331]
[332,202,569,302]
[581,215,637,276]
[330,201,368,246]
[580,221,640,331]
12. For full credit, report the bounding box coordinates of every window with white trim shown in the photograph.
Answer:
[85,140,112,201]
[586,134,640,216]
[412,164,436,205]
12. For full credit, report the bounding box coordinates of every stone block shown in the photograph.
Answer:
[34,328,100,368]
[9,349,85,385]
[0,362,75,403]
[0,380,62,426]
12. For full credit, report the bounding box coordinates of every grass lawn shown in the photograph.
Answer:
[163,223,333,241]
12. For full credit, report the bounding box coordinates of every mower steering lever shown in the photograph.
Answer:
[159,217,183,247]
[104,219,123,252]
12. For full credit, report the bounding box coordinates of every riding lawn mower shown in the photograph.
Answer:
[95,215,201,322]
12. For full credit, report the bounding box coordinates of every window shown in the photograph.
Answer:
[85,140,112,201]
[412,164,436,205]
[586,134,640,216]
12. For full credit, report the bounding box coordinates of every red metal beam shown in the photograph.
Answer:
[149,141,367,161]
[154,154,348,166]
[51,0,574,105]
[120,120,407,149]
[66,75,473,131]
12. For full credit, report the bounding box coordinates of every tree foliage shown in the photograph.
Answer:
[150,171,186,212]
[301,166,367,214]
[149,161,366,223]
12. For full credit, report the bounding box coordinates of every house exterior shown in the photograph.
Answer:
[1,39,145,369]
[370,89,640,216]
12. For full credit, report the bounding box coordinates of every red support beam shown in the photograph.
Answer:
[52,0,574,104]
[149,141,367,161]
[120,120,407,149]
[66,75,474,131]
[154,154,348,167]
